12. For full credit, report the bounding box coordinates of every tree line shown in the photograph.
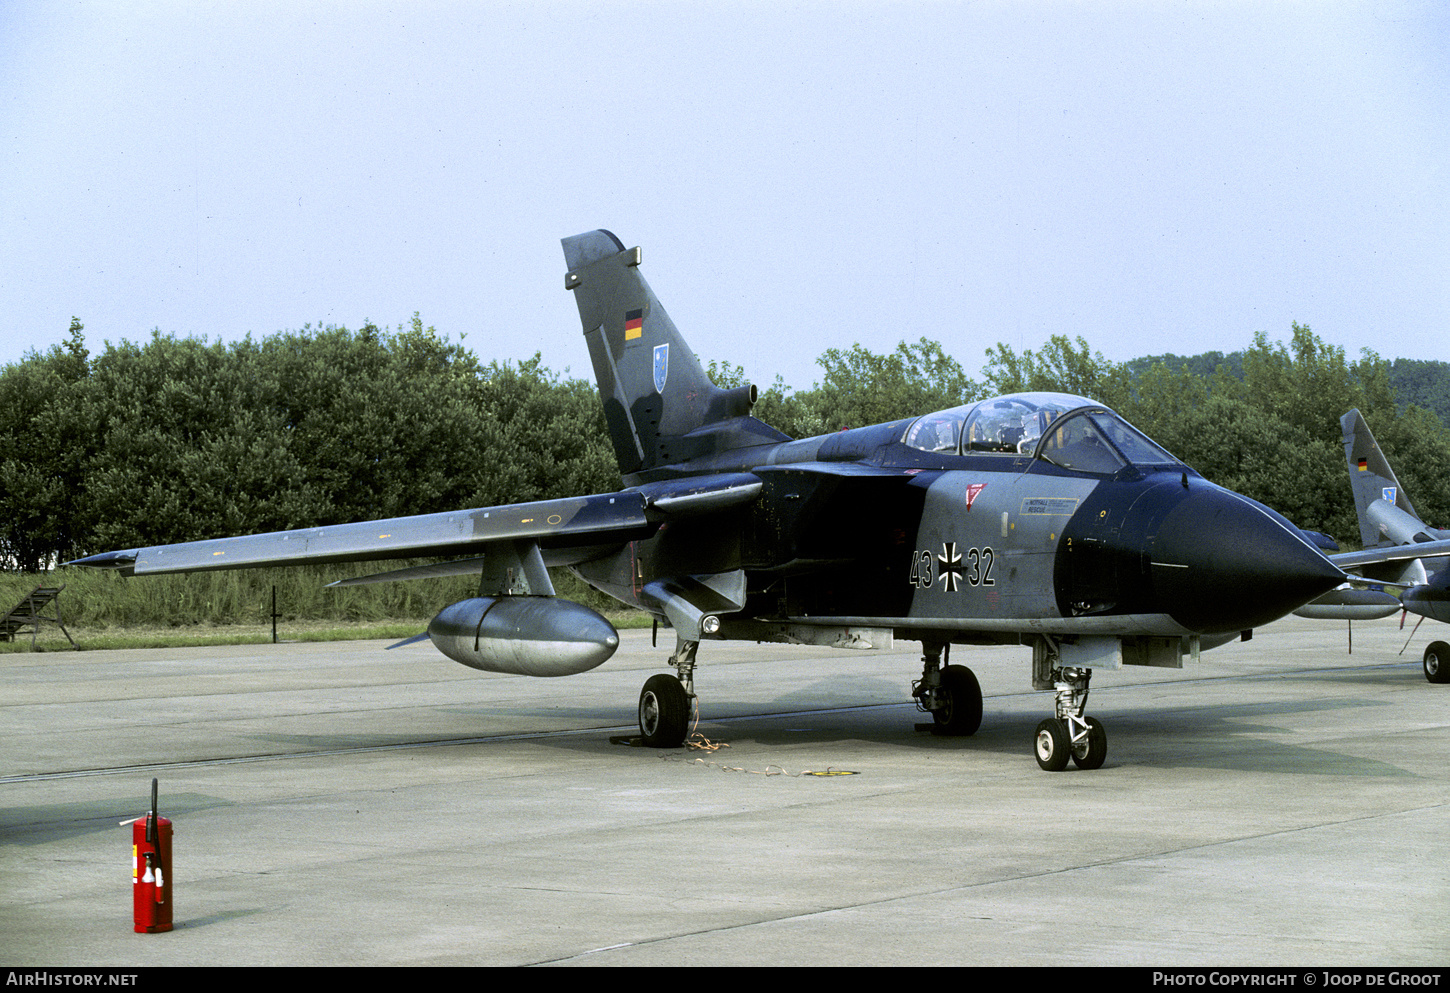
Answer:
[716,324,1450,544]
[0,316,615,572]
[3,316,1447,573]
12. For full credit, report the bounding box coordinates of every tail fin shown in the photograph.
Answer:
[1341,408,1428,546]
[562,230,787,480]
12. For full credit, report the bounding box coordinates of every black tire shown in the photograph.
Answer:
[1424,641,1450,684]
[1034,718,1070,772]
[1070,716,1108,770]
[638,674,690,747]
[932,664,983,736]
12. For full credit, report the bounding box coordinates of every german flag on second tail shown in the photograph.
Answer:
[625,309,643,340]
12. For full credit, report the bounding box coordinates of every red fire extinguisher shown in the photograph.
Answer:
[131,778,172,933]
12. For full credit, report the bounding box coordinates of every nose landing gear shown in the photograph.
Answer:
[1035,665,1107,771]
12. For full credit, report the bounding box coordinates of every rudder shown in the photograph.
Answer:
[1342,408,1423,546]
[562,230,787,481]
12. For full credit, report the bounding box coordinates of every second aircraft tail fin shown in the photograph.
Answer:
[1342,408,1428,547]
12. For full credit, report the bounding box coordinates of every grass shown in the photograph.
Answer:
[0,565,651,652]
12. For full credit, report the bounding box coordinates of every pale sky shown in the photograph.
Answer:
[3,1,1447,392]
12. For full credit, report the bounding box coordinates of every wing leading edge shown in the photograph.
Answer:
[68,471,769,578]
[69,491,656,577]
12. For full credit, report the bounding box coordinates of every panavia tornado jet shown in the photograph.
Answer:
[1297,408,1450,683]
[72,230,1347,770]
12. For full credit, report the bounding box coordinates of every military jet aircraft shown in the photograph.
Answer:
[71,229,1347,770]
[1303,408,1450,683]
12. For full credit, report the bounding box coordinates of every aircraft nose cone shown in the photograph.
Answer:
[1150,488,1344,634]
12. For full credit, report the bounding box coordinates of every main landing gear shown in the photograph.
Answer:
[633,634,1110,771]
[1424,641,1450,684]
[912,641,983,736]
[1033,665,1107,772]
[637,636,697,747]
[913,640,1107,771]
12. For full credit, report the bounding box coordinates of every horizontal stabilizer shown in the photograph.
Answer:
[1402,584,1450,624]
[1293,587,1402,620]
[1332,537,1450,571]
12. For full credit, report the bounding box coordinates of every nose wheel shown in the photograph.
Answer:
[1070,715,1108,770]
[1033,666,1107,771]
[1034,718,1071,771]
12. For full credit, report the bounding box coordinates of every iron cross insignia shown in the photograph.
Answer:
[937,542,963,592]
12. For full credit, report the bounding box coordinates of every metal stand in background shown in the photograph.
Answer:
[272,586,279,644]
[1,585,78,650]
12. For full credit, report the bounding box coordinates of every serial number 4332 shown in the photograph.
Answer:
[909,544,994,591]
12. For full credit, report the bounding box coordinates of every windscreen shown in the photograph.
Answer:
[902,392,1182,473]
[1036,409,1181,473]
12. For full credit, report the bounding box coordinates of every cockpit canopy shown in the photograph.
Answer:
[902,392,1181,474]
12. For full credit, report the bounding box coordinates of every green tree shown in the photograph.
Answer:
[812,338,982,431]
[463,354,617,504]
[982,335,1131,410]
[1372,405,1450,532]
[705,359,827,439]
[1117,360,1209,459]
[0,320,100,569]
[1387,358,1450,427]
[1242,323,1366,442]
[57,320,619,556]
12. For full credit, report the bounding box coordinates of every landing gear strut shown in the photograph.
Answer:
[1034,665,1107,771]
[912,641,983,736]
[637,636,697,747]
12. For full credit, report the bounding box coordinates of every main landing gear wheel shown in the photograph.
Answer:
[1071,716,1108,770]
[638,674,689,747]
[913,643,985,737]
[1034,718,1070,772]
[932,664,983,736]
[1425,641,1450,684]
